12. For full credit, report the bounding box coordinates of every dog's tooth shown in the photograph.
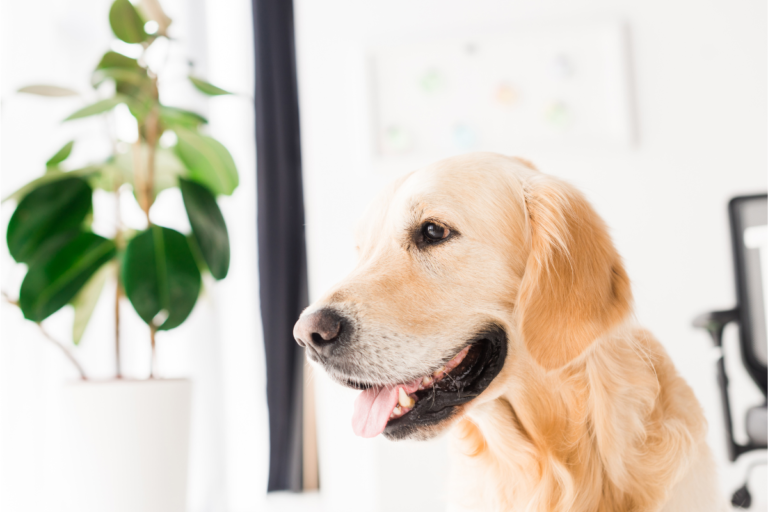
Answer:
[433,366,446,378]
[398,388,415,408]
[391,405,402,418]
[422,376,433,388]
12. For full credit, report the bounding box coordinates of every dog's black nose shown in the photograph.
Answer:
[293,308,344,357]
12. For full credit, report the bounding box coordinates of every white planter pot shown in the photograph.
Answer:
[61,379,192,512]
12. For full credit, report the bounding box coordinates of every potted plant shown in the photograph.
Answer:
[3,1,238,510]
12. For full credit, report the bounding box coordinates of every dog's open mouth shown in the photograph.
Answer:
[347,326,507,440]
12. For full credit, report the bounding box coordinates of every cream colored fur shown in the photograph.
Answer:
[302,152,723,511]
[448,322,722,511]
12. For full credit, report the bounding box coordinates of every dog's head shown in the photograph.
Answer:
[294,153,632,440]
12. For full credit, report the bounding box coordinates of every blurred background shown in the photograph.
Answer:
[1,0,766,511]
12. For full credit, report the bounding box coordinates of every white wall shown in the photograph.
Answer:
[293,0,767,510]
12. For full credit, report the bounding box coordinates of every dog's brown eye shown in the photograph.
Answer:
[423,222,449,242]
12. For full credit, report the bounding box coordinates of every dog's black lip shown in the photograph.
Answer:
[383,325,507,440]
[342,377,376,391]
[338,345,474,391]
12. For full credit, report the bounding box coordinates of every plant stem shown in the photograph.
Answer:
[149,326,157,378]
[3,291,87,380]
[37,324,87,380]
[114,177,123,379]
[144,106,159,211]
[115,275,122,379]
[143,75,162,379]
[133,139,151,223]
[1,290,18,307]
[143,73,160,216]
[3,292,87,380]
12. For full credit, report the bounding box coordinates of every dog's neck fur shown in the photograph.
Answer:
[449,324,707,512]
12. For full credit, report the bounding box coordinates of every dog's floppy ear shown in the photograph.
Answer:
[516,175,632,370]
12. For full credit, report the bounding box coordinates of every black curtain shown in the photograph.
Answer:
[252,0,307,492]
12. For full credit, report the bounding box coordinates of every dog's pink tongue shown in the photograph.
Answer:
[352,380,421,438]
[352,386,398,438]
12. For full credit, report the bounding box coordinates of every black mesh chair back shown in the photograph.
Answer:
[730,195,767,393]
[694,193,767,462]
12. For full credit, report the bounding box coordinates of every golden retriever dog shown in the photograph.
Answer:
[294,153,722,511]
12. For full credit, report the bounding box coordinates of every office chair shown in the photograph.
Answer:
[694,194,767,459]
[694,194,767,507]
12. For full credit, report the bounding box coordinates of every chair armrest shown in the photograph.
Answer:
[693,308,739,332]
[693,307,755,460]
[746,405,767,446]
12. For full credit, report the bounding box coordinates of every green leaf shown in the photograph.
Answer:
[109,0,148,44]
[19,233,116,323]
[122,225,201,330]
[2,167,99,204]
[174,128,239,196]
[94,75,155,123]
[71,262,112,344]
[179,178,230,279]
[45,141,75,168]
[96,51,140,70]
[27,231,82,268]
[188,76,232,96]
[64,96,127,121]
[18,85,79,97]
[92,68,149,88]
[87,162,125,192]
[185,233,207,273]
[129,100,155,124]
[7,177,92,263]
[113,145,186,198]
[137,0,172,36]
[159,106,208,130]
